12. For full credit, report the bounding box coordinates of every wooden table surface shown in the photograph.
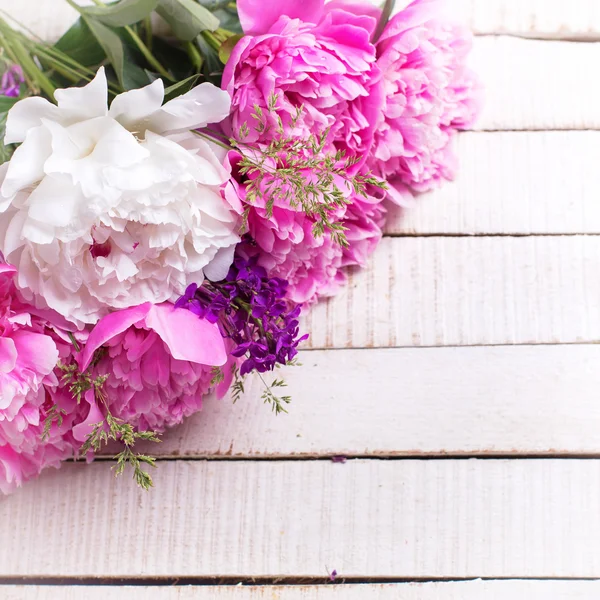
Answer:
[2,0,600,598]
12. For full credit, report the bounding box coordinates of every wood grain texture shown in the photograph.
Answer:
[455,0,600,38]
[1,459,599,578]
[116,345,600,458]
[471,36,600,131]
[387,131,600,235]
[6,581,600,600]
[303,236,600,349]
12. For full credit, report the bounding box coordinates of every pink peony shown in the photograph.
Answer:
[0,263,75,494]
[228,154,386,303]
[223,0,384,164]
[73,303,227,437]
[368,0,482,195]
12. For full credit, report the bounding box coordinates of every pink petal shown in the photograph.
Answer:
[79,304,152,371]
[11,330,59,377]
[144,304,227,367]
[0,337,17,374]
[238,0,324,34]
[72,389,105,443]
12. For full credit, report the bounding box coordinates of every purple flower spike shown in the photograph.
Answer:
[1,65,24,98]
[177,255,309,375]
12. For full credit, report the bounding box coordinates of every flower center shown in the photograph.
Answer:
[89,240,112,259]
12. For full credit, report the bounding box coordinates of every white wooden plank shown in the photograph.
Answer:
[472,37,600,131]
[303,236,600,349]
[455,0,600,39]
[5,0,600,40]
[121,345,600,458]
[6,581,600,600]
[386,131,600,235]
[1,459,599,577]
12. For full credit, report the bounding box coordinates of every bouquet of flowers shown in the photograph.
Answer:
[0,0,481,492]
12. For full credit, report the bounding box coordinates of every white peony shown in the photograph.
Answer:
[0,68,239,327]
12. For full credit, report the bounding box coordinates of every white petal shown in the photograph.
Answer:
[54,67,108,121]
[148,83,231,134]
[0,163,12,212]
[1,126,52,198]
[27,176,84,228]
[21,217,55,245]
[2,209,27,256]
[203,242,237,281]
[177,134,230,185]
[109,78,165,131]
[4,97,62,145]
[91,118,149,166]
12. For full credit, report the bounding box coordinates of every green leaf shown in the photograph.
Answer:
[54,17,106,67]
[82,16,126,87]
[195,33,222,85]
[218,33,242,64]
[163,73,200,101]
[196,0,242,34]
[0,96,19,113]
[156,0,219,41]
[83,0,160,28]
[0,112,15,164]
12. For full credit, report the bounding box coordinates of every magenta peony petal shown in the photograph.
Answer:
[237,0,324,34]
[79,303,152,371]
[144,304,227,367]
[72,389,105,443]
[0,337,17,374]
[11,330,59,377]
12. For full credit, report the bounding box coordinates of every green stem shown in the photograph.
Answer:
[184,41,203,72]
[0,19,55,98]
[125,25,174,81]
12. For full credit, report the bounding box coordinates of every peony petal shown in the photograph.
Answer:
[4,97,62,145]
[11,330,59,377]
[238,0,324,34]
[79,303,152,371]
[1,126,52,198]
[0,337,17,374]
[54,67,108,121]
[147,83,231,134]
[109,78,165,131]
[72,389,105,443]
[203,243,236,281]
[145,303,227,366]
[27,175,85,228]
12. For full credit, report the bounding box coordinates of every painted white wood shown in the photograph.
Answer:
[1,459,599,577]
[5,0,600,40]
[6,581,600,600]
[471,37,600,131]
[455,0,600,39]
[386,131,600,235]
[118,345,600,458]
[303,236,600,349]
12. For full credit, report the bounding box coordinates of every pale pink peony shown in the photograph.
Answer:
[0,263,76,494]
[368,0,482,195]
[223,0,384,165]
[72,303,228,438]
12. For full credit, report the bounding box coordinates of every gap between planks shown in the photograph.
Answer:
[302,235,600,349]
[93,344,600,459]
[385,131,600,236]
[2,459,600,578]
[3,580,600,599]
